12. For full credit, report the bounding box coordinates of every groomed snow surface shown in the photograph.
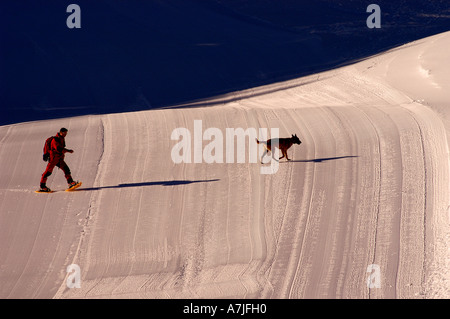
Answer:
[1,32,449,299]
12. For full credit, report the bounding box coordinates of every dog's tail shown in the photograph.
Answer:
[255,138,260,144]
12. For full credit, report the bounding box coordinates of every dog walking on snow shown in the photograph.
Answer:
[256,134,302,163]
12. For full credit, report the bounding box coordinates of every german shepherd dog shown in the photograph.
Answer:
[256,134,302,163]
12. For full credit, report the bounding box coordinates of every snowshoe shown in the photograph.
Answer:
[35,186,53,193]
[66,181,82,192]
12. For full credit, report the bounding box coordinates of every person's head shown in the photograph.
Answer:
[59,127,68,137]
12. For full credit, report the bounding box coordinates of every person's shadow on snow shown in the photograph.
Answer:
[78,179,220,191]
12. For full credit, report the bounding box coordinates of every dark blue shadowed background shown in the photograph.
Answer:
[1,0,449,125]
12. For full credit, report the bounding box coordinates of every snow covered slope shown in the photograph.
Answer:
[1,32,449,299]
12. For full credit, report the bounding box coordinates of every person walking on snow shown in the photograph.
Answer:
[39,127,78,192]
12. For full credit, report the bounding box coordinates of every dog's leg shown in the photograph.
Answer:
[280,149,291,161]
[261,149,269,164]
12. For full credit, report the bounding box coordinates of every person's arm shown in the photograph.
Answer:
[51,137,73,153]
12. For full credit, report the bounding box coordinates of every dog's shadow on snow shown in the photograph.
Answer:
[78,179,220,192]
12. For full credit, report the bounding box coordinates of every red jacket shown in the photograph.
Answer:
[50,133,69,158]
